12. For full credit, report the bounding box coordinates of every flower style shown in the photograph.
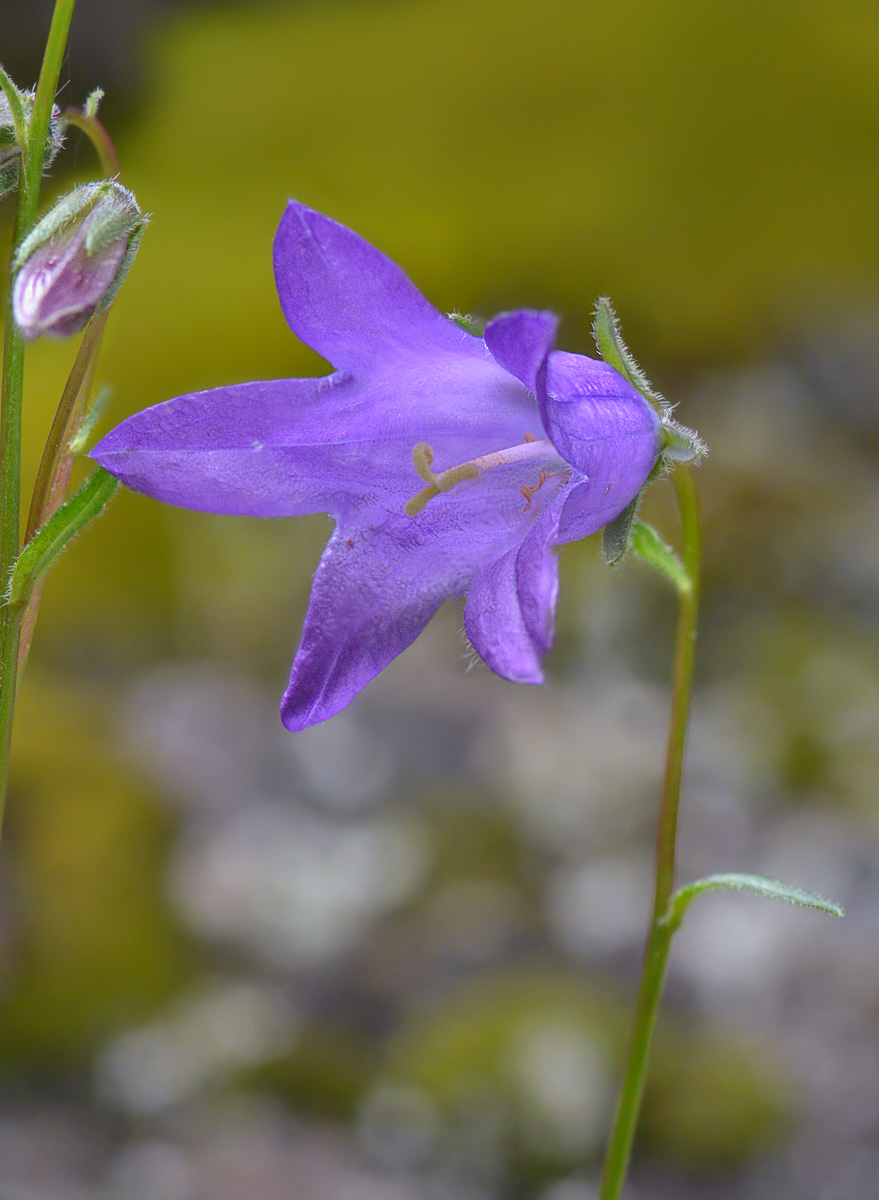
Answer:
[92,202,666,730]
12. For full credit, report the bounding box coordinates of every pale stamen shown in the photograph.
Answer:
[405,437,559,517]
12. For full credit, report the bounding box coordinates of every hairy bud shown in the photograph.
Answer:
[13,181,146,340]
[0,86,64,200]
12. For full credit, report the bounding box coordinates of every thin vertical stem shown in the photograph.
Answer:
[0,179,31,621]
[0,0,77,825]
[24,0,76,204]
[598,465,701,1200]
[0,179,33,831]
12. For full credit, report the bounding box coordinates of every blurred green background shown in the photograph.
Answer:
[2,2,879,1197]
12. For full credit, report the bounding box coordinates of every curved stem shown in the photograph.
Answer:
[62,109,119,178]
[25,311,107,543]
[598,464,701,1200]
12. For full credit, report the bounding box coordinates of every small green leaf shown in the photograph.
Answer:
[630,520,690,593]
[665,872,844,932]
[7,466,118,610]
[603,496,640,565]
[593,296,663,412]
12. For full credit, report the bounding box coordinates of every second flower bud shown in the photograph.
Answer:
[12,181,145,340]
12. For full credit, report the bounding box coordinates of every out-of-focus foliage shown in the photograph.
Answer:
[0,673,190,1066]
[385,969,785,1174]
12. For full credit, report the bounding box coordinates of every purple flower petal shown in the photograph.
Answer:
[92,354,542,520]
[541,351,662,478]
[281,522,446,730]
[273,202,481,371]
[539,351,662,541]
[464,493,562,685]
[282,454,567,729]
[484,309,558,395]
[555,475,640,544]
[485,313,660,543]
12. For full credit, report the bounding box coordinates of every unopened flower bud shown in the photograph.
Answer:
[0,86,64,200]
[13,181,145,340]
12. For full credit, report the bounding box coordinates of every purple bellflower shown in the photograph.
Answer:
[93,202,667,730]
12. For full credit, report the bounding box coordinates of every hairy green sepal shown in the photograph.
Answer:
[594,297,707,565]
[593,295,664,413]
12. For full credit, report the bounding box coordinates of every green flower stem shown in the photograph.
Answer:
[3,468,117,752]
[0,469,117,781]
[0,189,34,830]
[24,0,76,203]
[598,464,701,1200]
[0,183,32,629]
[0,0,77,824]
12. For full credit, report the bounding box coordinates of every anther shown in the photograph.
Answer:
[520,470,550,512]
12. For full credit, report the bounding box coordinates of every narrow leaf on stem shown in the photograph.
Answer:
[664,872,844,932]
[8,466,118,612]
[630,520,690,593]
